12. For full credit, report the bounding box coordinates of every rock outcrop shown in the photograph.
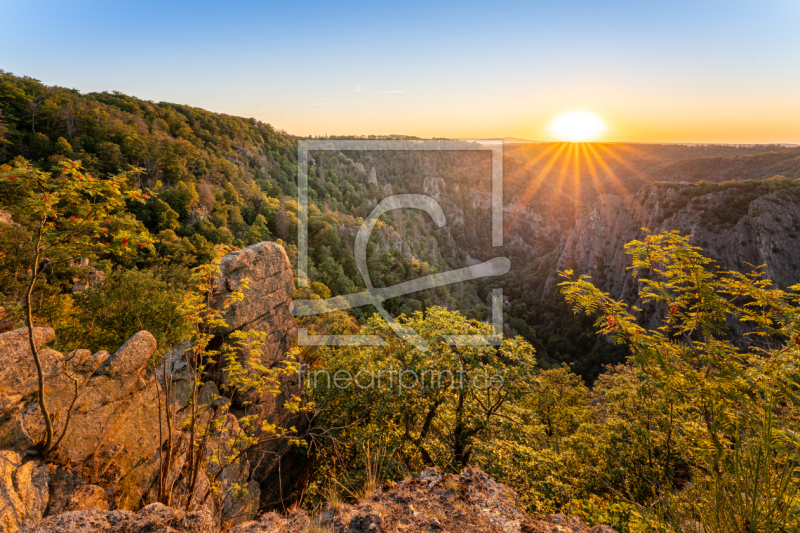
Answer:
[228,468,618,533]
[0,241,301,532]
[15,467,617,533]
[18,503,214,533]
[0,326,197,527]
[547,181,800,310]
[212,241,297,366]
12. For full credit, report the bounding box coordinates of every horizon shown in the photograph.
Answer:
[2,0,800,144]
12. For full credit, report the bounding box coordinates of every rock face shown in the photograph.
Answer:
[0,241,301,532]
[209,241,305,512]
[547,182,800,320]
[212,241,297,367]
[1,451,49,533]
[228,468,618,533]
[0,326,191,524]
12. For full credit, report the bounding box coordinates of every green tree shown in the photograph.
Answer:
[309,307,537,493]
[559,230,800,531]
[244,213,271,245]
[45,267,190,355]
[0,159,149,458]
[152,197,180,231]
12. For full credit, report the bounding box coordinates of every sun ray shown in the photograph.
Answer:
[505,142,568,235]
[610,142,669,164]
[587,143,652,227]
[572,142,582,213]
[586,144,635,199]
[553,143,575,202]
[580,143,619,223]
[595,143,649,181]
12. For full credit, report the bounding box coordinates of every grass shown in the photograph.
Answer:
[308,517,334,533]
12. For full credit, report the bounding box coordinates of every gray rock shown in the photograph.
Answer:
[315,466,619,533]
[0,210,19,227]
[18,504,212,533]
[106,503,214,533]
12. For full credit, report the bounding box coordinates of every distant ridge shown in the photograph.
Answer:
[489,138,800,147]
[501,137,546,144]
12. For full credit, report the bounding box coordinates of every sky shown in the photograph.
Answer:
[1,0,799,143]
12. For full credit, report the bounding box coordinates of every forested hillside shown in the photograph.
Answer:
[3,69,800,380]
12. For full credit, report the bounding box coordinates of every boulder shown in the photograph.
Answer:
[96,331,155,378]
[0,210,20,228]
[0,328,173,513]
[17,509,132,533]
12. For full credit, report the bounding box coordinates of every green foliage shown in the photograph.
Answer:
[0,158,150,456]
[558,230,800,532]
[307,307,538,502]
[155,246,304,518]
[44,267,190,356]
[244,213,271,245]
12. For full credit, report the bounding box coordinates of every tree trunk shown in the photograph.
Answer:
[25,245,54,457]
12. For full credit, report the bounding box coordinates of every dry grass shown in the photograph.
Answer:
[322,485,343,512]
[453,499,468,515]
[308,517,333,533]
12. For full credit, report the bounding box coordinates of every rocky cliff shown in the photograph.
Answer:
[546,177,800,332]
[550,179,800,295]
[0,241,300,533]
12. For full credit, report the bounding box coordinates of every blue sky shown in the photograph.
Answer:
[2,0,799,142]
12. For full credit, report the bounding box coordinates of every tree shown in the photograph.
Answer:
[152,197,180,231]
[197,181,215,212]
[154,245,305,524]
[559,231,800,531]
[309,307,537,491]
[45,267,191,355]
[0,159,150,458]
[244,214,271,245]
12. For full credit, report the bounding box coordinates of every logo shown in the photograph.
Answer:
[292,139,508,350]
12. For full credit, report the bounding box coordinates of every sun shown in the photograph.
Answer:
[549,111,606,141]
